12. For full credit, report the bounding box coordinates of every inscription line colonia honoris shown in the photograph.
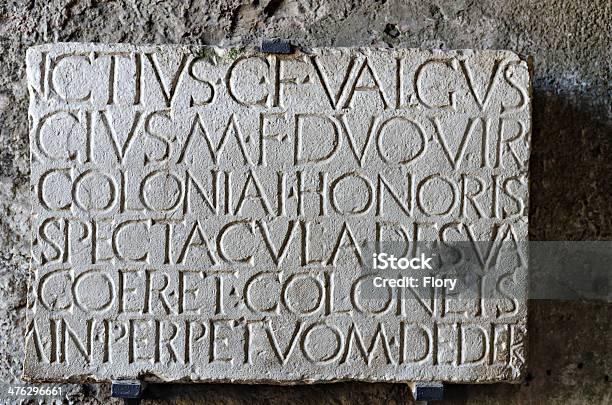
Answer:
[24,43,531,391]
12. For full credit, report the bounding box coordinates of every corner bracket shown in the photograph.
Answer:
[408,382,444,403]
[111,380,146,405]
[261,38,292,54]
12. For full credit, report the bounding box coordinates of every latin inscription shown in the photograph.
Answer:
[24,44,530,383]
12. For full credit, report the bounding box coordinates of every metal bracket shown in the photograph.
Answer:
[261,39,292,54]
[408,382,444,402]
[111,380,146,405]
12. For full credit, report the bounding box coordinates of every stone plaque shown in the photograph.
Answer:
[24,44,531,383]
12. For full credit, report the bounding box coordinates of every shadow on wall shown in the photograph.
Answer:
[528,88,612,241]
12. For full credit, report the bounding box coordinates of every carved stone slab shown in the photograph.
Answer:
[24,44,531,383]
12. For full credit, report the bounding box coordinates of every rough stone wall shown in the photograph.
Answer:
[0,0,609,403]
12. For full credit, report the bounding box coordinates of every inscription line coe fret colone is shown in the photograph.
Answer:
[24,44,530,384]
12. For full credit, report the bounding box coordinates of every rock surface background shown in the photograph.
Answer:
[0,0,609,403]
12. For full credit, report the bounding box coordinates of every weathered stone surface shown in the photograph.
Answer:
[24,43,530,384]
